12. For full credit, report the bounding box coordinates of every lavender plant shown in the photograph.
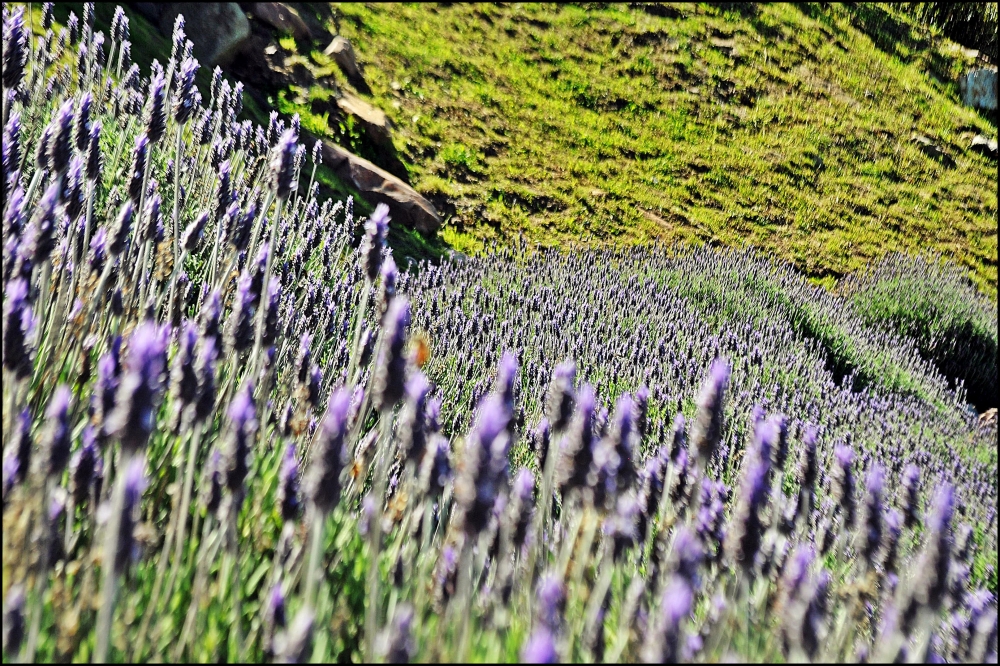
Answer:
[1,5,997,665]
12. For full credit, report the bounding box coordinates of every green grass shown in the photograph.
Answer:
[301,1,997,297]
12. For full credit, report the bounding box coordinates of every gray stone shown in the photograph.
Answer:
[324,36,366,86]
[320,141,441,234]
[969,134,998,160]
[910,134,956,168]
[959,69,998,111]
[336,92,393,149]
[157,3,250,67]
[250,3,312,41]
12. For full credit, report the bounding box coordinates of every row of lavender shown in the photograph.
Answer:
[2,3,997,663]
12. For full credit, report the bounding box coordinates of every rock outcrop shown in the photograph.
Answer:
[969,134,998,160]
[320,140,441,234]
[140,3,251,67]
[324,36,367,88]
[336,92,393,149]
[249,3,312,41]
[959,69,998,111]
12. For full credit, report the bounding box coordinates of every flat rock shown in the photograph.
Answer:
[250,3,312,40]
[337,92,393,149]
[910,134,955,168]
[324,36,367,87]
[320,140,441,234]
[959,68,998,111]
[156,3,250,67]
[969,134,998,160]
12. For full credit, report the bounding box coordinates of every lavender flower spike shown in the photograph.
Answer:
[106,323,168,454]
[306,387,351,514]
[373,297,411,411]
[691,358,730,470]
[270,128,298,200]
[361,204,390,282]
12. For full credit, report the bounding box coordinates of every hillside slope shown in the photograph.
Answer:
[291,2,996,296]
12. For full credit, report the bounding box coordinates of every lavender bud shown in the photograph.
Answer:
[643,576,692,663]
[915,483,955,612]
[115,457,146,574]
[263,584,287,661]
[378,254,398,321]
[2,111,21,178]
[725,450,770,572]
[374,298,410,411]
[545,360,576,433]
[269,128,298,200]
[558,383,596,494]
[455,395,511,536]
[831,444,856,530]
[2,8,26,90]
[531,418,551,471]
[900,464,921,529]
[2,278,34,378]
[84,121,102,183]
[860,464,885,568]
[201,448,223,516]
[108,201,134,256]
[419,434,451,498]
[29,181,60,264]
[535,572,566,631]
[10,408,32,484]
[106,323,168,454]
[278,443,301,524]
[307,387,350,514]
[521,627,558,664]
[48,99,74,176]
[71,426,101,505]
[507,468,535,550]
[127,133,149,203]
[2,585,26,656]
[145,69,167,144]
[669,413,687,464]
[226,272,255,353]
[222,382,257,507]
[173,57,199,124]
[360,204,390,282]
[44,386,72,477]
[691,358,730,469]
[796,424,818,517]
[398,372,432,465]
[609,392,637,492]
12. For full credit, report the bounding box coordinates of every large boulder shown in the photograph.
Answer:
[155,3,250,67]
[959,69,998,111]
[324,36,367,87]
[249,3,312,41]
[336,92,393,149]
[969,134,998,160]
[320,140,441,234]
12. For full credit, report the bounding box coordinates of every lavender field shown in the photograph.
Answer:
[2,4,998,663]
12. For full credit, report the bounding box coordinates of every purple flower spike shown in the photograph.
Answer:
[691,358,730,469]
[2,7,27,91]
[399,371,432,465]
[270,128,298,200]
[831,444,856,529]
[558,383,596,494]
[173,56,200,124]
[374,297,410,411]
[535,572,566,631]
[361,204,390,282]
[278,443,301,524]
[48,99,74,176]
[307,387,351,514]
[115,457,147,574]
[545,360,576,433]
[3,278,34,378]
[44,386,72,477]
[223,382,257,505]
[106,323,168,454]
[145,69,167,144]
[521,627,558,664]
[644,576,692,663]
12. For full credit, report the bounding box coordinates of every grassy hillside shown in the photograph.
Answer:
[284,2,996,296]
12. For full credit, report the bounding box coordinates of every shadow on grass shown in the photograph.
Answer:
[844,3,930,64]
